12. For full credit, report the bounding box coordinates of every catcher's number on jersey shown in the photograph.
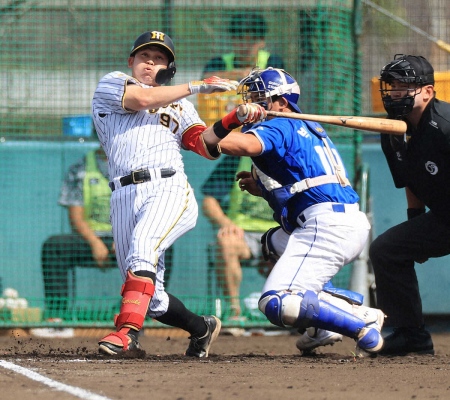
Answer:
[314,145,345,176]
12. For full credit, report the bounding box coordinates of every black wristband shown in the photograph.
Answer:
[213,120,232,139]
[208,144,221,158]
[407,208,425,220]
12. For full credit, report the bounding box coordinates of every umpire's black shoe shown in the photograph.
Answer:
[379,326,434,356]
[185,316,221,358]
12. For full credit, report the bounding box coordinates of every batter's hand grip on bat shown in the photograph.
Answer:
[237,104,267,124]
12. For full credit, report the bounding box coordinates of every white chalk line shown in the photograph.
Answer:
[0,359,113,400]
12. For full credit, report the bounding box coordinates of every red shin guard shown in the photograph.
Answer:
[99,271,155,350]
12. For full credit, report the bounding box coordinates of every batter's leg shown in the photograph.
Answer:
[98,270,155,355]
[155,293,221,357]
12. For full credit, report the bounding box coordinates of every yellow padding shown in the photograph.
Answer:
[197,91,242,127]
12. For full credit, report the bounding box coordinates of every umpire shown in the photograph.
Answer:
[370,54,450,356]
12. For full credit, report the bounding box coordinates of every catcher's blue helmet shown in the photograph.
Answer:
[238,67,302,113]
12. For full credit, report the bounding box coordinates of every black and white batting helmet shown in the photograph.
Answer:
[130,31,176,85]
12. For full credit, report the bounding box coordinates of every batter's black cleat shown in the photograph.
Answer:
[98,329,142,355]
[379,326,434,356]
[185,316,221,357]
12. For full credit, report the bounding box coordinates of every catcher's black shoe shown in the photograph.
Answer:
[379,326,434,356]
[98,329,141,355]
[185,316,221,358]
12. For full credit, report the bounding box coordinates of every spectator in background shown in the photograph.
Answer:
[41,148,115,320]
[202,13,285,80]
[201,155,277,320]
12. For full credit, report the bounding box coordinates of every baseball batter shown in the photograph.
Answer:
[201,67,386,356]
[91,30,262,357]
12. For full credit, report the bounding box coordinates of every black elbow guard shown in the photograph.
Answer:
[261,226,282,263]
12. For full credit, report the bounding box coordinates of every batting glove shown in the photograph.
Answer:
[188,76,239,94]
[236,104,267,124]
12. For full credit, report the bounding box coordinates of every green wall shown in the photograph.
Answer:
[1,139,448,318]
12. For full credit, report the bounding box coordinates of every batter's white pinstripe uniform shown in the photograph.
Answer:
[92,71,203,317]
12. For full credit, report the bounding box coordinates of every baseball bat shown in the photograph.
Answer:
[266,111,407,135]
[362,0,450,55]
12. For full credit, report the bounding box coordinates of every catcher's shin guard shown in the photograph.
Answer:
[260,290,383,353]
[99,271,155,352]
[300,290,365,337]
[260,290,366,335]
[322,281,363,305]
[301,290,384,353]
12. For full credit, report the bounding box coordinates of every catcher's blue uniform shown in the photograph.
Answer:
[247,117,359,233]
[230,67,383,355]
[247,116,377,353]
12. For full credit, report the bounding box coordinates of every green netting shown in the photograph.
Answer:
[1,0,449,328]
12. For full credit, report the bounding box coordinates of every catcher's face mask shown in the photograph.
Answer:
[238,67,302,113]
[379,54,434,119]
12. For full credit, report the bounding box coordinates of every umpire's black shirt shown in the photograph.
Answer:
[381,98,450,225]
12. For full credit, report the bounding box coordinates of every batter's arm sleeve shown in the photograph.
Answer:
[182,125,221,160]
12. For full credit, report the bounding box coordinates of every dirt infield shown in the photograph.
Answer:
[1,325,449,400]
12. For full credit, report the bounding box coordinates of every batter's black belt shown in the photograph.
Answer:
[109,168,176,192]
